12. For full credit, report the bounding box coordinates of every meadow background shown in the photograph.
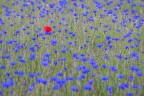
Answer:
[0,0,144,96]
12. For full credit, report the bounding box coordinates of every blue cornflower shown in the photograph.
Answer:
[105,35,111,40]
[81,3,85,8]
[71,33,76,37]
[91,74,96,77]
[80,57,88,62]
[28,86,35,92]
[71,86,79,92]
[104,54,110,60]
[80,53,85,57]
[2,55,11,59]
[0,66,7,69]
[73,53,79,59]
[132,84,138,89]
[136,71,143,77]
[0,39,3,44]
[53,85,59,90]
[42,61,49,66]
[94,27,98,30]
[66,77,75,81]
[6,72,11,77]
[19,59,26,64]
[29,46,35,52]
[102,64,107,69]
[57,72,63,77]
[127,92,133,96]
[28,73,35,78]
[22,28,26,31]
[25,32,30,35]
[100,14,104,18]
[90,25,94,29]
[112,37,120,41]
[30,22,34,24]
[59,0,68,7]
[34,43,39,47]
[36,78,43,83]
[9,23,14,27]
[64,36,69,39]
[88,80,94,85]
[54,61,58,65]
[106,86,113,91]
[36,78,48,85]
[107,9,113,14]
[123,83,129,89]
[86,40,90,43]
[129,66,140,72]
[31,36,36,41]
[89,58,96,65]
[2,81,14,88]
[129,75,134,81]
[23,3,29,7]
[10,61,16,67]
[44,53,51,57]
[73,13,78,17]
[101,76,108,81]
[130,45,135,49]
[56,79,66,87]
[6,40,13,45]
[61,49,67,53]
[124,56,129,60]
[131,9,137,14]
[106,1,113,5]
[130,52,139,60]
[0,90,2,96]
[14,70,25,76]
[118,74,124,79]
[29,54,36,61]
[41,79,48,85]
[83,85,93,91]
[127,38,133,43]
[49,4,55,8]
[76,66,82,71]
[82,68,90,74]
[92,64,98,69]
[134,38,140,43]
[81,65,86,70]
[112,19,116,23]
[118,84,125,90]
[115,53,123,60]
[77,75,86,80]
[125,45,129,49]
[63,67,67,71]
[31,8,35,11]
[96,43,103,48]
[51,76,58,81]
[59,57,66,62]
[82,12,89,16]
[68,41,73,45]
[50,39,57,46]
[50,20,54,23]
[42,0,46,3]
[110,66,117,72]
[57,29,61,32]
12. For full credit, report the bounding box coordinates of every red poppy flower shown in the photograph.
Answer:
[44,26,52,33]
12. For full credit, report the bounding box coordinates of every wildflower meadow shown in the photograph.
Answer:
[0,0,144,96]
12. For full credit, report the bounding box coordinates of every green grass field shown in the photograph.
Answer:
[0,0,144,96]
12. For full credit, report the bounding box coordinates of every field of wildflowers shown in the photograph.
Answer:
[0,0,144,96]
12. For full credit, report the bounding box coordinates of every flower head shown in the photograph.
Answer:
[44,26,52,33]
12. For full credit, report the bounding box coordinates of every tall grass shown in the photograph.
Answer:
[0,0,144,96]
